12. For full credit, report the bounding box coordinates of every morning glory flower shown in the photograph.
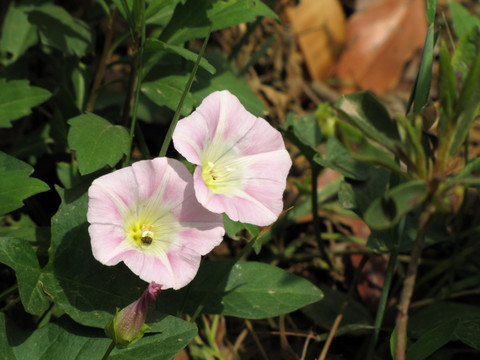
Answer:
[87,158,225,290]
[172,90,292,226]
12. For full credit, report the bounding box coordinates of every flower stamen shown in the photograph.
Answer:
[140,224,154,246]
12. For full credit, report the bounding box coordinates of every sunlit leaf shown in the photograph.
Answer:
[160,0,278,44]
[144,39,215,74]
[1,313,197,360]
[157,261,324,319]
[67,113,130,175]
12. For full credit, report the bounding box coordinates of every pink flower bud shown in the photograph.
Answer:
[105,282,162,348]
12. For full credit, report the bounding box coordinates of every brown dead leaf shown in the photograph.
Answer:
[286,0,347,81]
[336,0,427,95]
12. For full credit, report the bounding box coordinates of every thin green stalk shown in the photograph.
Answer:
[366,216,404,360]
[366,244,399,360]
[0,284,18,301]
[158,26,212,157]
[311,163,333,269]
[124,0,146,166]
[101,340,116,360]
[0,297,20,312]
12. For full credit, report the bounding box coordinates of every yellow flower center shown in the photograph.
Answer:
[127,221,156,247]
[202,160,238,193]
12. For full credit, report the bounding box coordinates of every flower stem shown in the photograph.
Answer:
[158,26,212,158]
[101,340,116,360]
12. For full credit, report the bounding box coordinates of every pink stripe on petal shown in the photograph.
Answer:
[87,187,124,226]
[173,112,211,165]
[89,167,139,209]
[178,225,224,256]
[89,224,129,265]
[235,116,287,156]
[165,247,202,289]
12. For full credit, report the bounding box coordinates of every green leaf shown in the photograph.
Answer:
[0,215,50,258]
[0,237,50,315]
[67,113,130,175]
[338,166,390,215]
[410,22,435,114]
[223,214,259,240]
[192,51,267,117]
[160,0,278,44]
[314,136,372,181]
[144,39,215,74]
[141,74,195,116]
[450,30,480,156]
[158,261,323,319]
[27,3,93,57]
[1,313,197,360]
[0,1,38,65]
[449,1,480,39]
[335,92,400,153]
[302,285,372,330]
[367,214,449,253]
[425,0,436,25]
[335,122,404,176]
[452,26,480,81]
[0,151,49,215]
[280,113,320,161]
[439,41,457,118]
[145,0,181,25]
[406,319,458,360]
[449,157,480,187]
[364,180,427,230]
[409,302,480,338]
[0,79,51,128]
[455,319,480,350]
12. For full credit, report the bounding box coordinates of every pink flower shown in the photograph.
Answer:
[87,158,225,290]
[172,90,291,226]
[105,282,162,348]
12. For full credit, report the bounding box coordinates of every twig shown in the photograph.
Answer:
[318,255,368,360]
[245,319,269,360]
[86,9,118,112]
[394,204,435,359]
[300,332,316,360]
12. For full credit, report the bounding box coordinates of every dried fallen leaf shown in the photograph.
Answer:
[336,0,427,94]
[286,0,347,81]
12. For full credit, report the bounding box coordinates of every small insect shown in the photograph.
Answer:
[141,235,153,245]
[140,227,154,245]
